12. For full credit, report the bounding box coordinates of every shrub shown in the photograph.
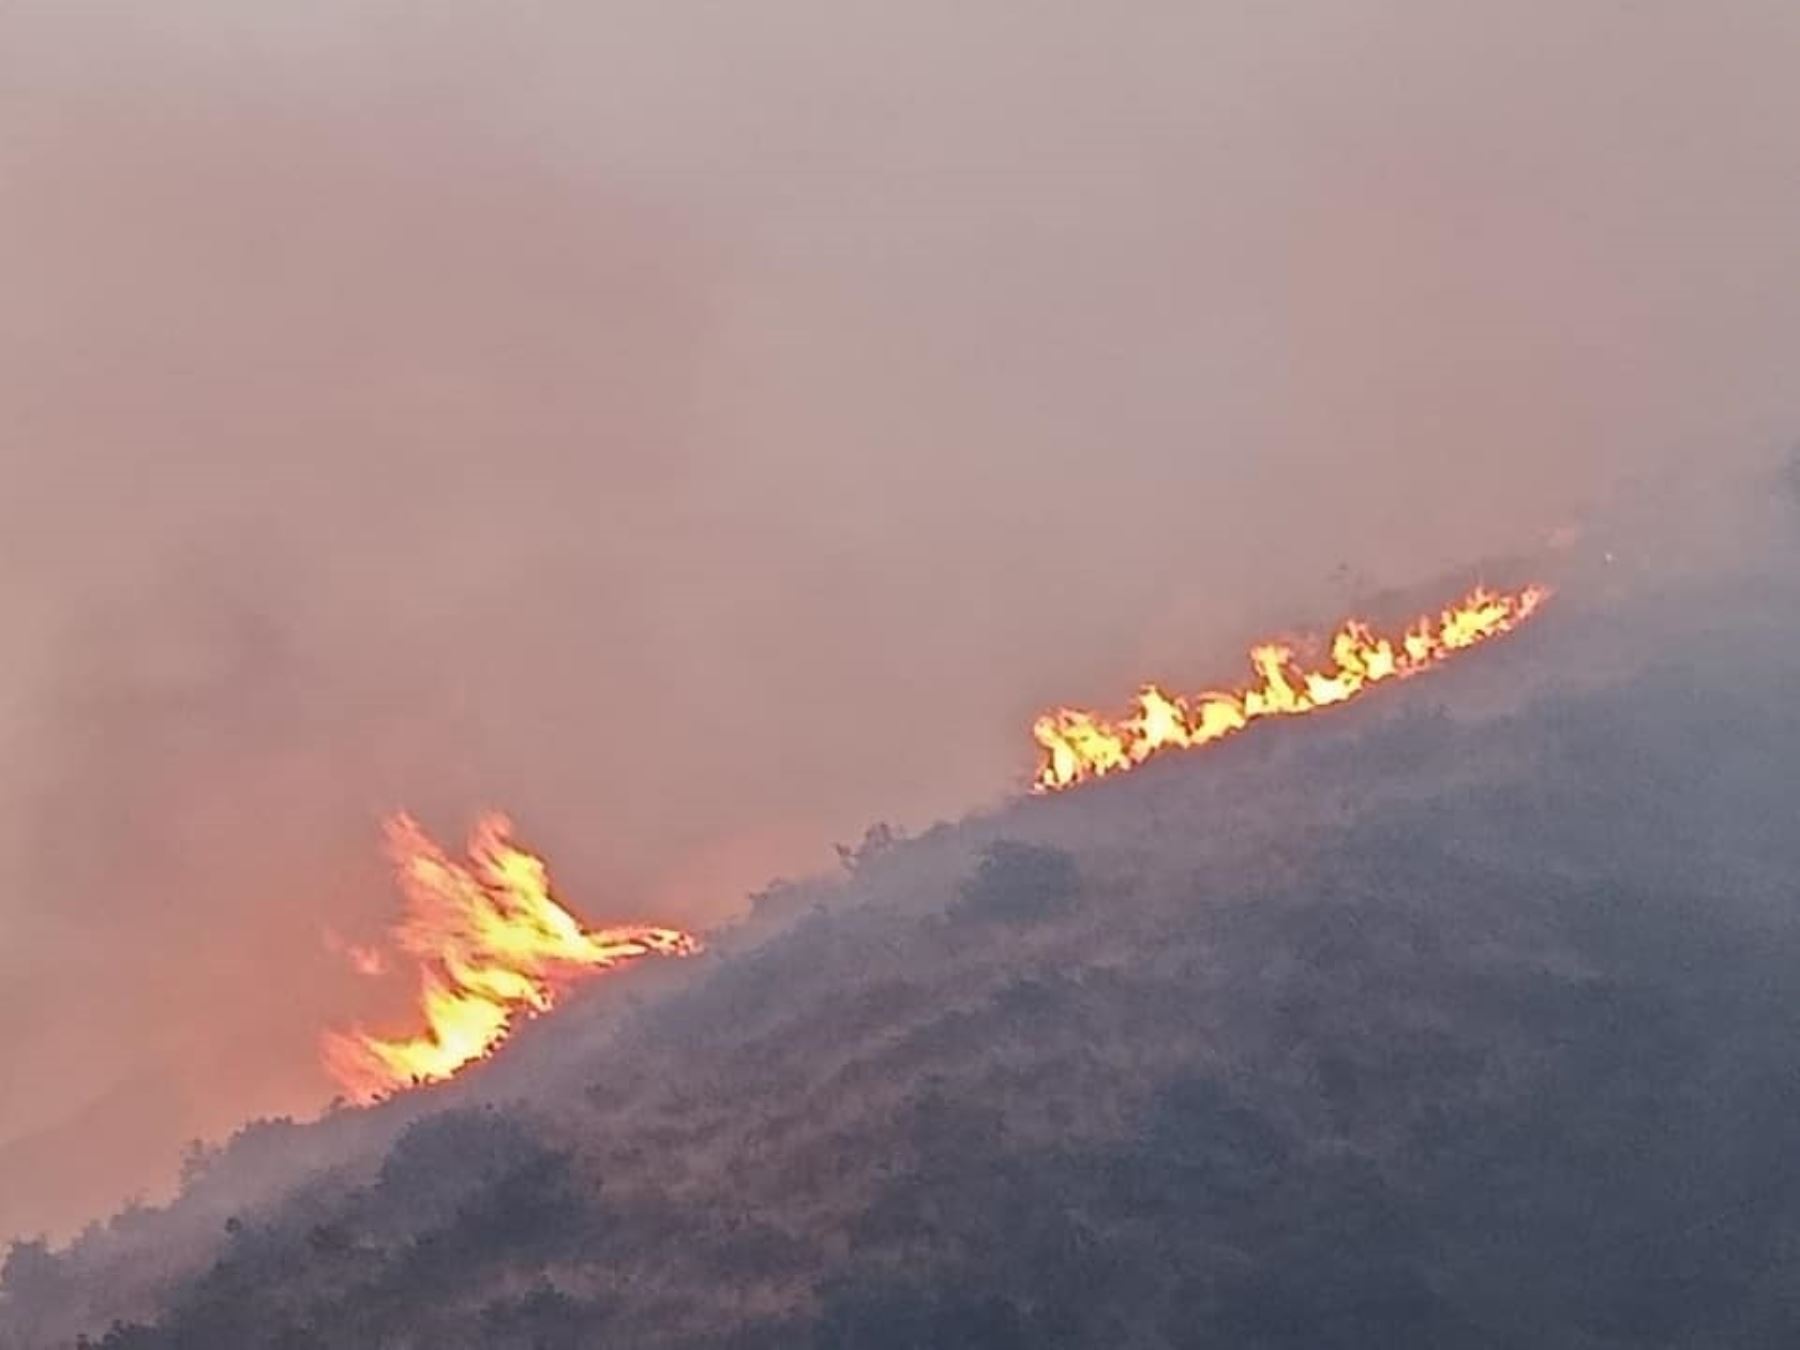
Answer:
[952,841,1079,923]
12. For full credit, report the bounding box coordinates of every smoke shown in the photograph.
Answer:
[8,536,1800,1346]
[5,0,1800,1241]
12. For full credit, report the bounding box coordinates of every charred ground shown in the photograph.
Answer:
[7,558,1800,1349]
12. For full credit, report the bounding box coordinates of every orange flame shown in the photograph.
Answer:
[322,814,700,1103]
[1032,583,1550,792]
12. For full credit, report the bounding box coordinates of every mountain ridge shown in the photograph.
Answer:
[7,558,1800,1348]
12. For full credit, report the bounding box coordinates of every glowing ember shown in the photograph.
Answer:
[323,813,699,1103]
[1031,583,1550,792]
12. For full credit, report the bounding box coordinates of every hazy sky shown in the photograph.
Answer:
[4,1,1799,1239]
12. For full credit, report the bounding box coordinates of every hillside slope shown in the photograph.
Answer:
[7,562,1800,1349]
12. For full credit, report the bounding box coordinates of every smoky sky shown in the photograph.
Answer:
[4,0,1800,1240]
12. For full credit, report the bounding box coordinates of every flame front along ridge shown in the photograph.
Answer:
[1031,583,1550,792]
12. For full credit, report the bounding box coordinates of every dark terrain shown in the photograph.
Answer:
[7,547,1800,1349]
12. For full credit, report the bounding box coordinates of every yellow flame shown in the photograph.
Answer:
[322,814,699,1103]
[1031,583,1549,792]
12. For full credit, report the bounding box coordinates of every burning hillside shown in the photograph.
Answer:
[11,559,1800,1350]
[321,814,699,1103]
[316,585,1548,1101]
[1031,583,1549,791]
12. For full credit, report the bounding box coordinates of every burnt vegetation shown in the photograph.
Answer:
[950,841,1080,924]
[9,569,1800,1348]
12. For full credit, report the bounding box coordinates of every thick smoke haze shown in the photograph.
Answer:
[3,1,1799,1241]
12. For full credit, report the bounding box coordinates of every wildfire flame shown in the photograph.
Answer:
[322,813,700,1104]
[1032,583,1550,792]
